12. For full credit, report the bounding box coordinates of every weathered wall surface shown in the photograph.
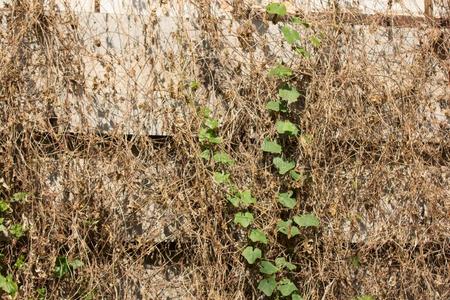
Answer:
[2,0,447,135]
[0,0,448,299]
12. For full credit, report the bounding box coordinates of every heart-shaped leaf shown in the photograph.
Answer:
[281,26,300,44]
[200,107,211,118]
[240,190,256,206]
[200,149,210,160]
[278,87,300,104]
[241,246,261,264]
[266,100,287,112]
[277,220,300,238]
[204,118,219,130]
[289,170,304,182]
[11,192,28,202]
[266,3,286,16]
[213,151,234,165]
[0,274,18,296]
[273,157,295,175]
[262,139,282,154]
[0,201,10,213]
[199,128,222,144]
[277,278,298,296]
[227,195,240,207]
[292,294,304,300]
[276,120,299,136]
[275,257,296,271]
[293,214,320,227]
[234,212,254,228]
[258,276,277,296]
[259,261,279,275]
[249,229,268,244]
[213,172,230,184]
[290,226,300,237]
[268,65,292,78]
[278,191,296,209]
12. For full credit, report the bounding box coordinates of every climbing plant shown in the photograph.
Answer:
[197,2,322,299]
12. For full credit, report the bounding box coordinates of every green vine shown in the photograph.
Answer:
[197,3,322,299]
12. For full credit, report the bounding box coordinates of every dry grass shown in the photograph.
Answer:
[0,0,449,299]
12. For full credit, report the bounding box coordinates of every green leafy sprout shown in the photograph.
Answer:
[54,256,84,279]
[266,3,287,16]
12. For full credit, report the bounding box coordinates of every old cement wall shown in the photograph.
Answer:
[0,0,448,298]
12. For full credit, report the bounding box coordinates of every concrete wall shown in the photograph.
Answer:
[1,0,446,135]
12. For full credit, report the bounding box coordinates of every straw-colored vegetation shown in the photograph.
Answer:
[0,0,448,299]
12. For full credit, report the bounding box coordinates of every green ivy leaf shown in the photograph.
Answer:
[259,261,279,275]
[277,220,300,238]
[289,170,304,182]
[249,229,268,244]
[273,157,296,175]
[0,201,10,213]
[198,128,222,144]
[266,100,287,112]
[278,86,300,104]
[227,190,255,207]
[292,294,304,300]
[276,120,299,136]
[210,137,222,144]
[261,138,282,154]
[290,226,300,237]
[11,192,28,202]
[239,190,256,206]
[277,278,298,296]
[310,35,321,48]
[234,212,254,228]
[266,3,286,16]
[275,257,297,271]
[54,257,83,279]
[198,128,210,142]
[213,172,230,184]
[204,118,219,130]
[213,151,234,165]
[241,246,261,264]
[9,224,25,239]
[227,195,240,207]
[0,274,18,296]
[199,107,211,118]
[295,47,311,58]
[200,149,210,160]
[277,220,290,235]
[258,276,277,296]
[278,191,296,209]
[54,256,70,278]
[293,213,320,227]
[281,26,300,44]
[14,254,25,269]
[268,65,292,78]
